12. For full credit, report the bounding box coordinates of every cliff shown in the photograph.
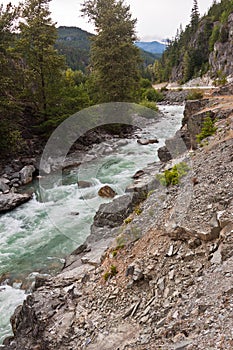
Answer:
[158,1,233,84]
[3,86,233,349]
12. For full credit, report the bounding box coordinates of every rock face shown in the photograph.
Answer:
[0,192,32,213]
[0,178,10,193]
[209,13,233,78]
[98,185,117,198]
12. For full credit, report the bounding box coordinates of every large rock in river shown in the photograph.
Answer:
[77,180,93,188]
[98,185,117,198]
[19,165,36,185]
[0,192,32,213]
[0,178,10,193]
[93,194,133,228]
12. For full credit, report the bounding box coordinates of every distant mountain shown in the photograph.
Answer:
[56,26,93,71]
[135,41,166,54]
[56,26,161,72]
[140,49,162,66]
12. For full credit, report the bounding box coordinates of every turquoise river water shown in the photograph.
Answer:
[0,105,184,344]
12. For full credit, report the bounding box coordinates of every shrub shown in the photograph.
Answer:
[186,89,203,100]
[124,217,133,224]
[103,265,118,281]
[134,207,142,215]
[110,265,118,276]
[157,162,189,187]
[116,236,126,249]
[196,115,217,143]
[103,271,110,281]
[209,24,220,51]
[142,88,164,102]
[213,71,227,86]
[140,78,152,89]
[139,100,158,112]
[160,85,168,92]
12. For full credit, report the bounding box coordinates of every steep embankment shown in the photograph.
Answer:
[3,85,233,350]
[158,2,233,84]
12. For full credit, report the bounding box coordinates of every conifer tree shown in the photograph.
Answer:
[17,0,66,119]
[82,0,141,103]
[0,3,24,153]
[191,0,200,28]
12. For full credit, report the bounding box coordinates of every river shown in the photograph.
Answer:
[0,105,184,344]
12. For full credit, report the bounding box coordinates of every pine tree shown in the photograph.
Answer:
[17,0,66,119]
[0,3,24,153]
[191,0,200,28]
[82,0,141,103]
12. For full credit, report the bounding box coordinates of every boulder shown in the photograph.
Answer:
[0,192,32,213]
[148,139,159,144]
[98,185,117,198]
[137,139,150,145]
[158,146,172,162]
[77,180,93,188]
[137,138,158,145]
[132,170,145,179]
[93,194,133,227]
[0,178,10,193]
[19,165,36,185]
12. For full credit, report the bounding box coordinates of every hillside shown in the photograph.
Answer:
[56,26,93,72]
[56,26,161,71]
[155,0,233,84]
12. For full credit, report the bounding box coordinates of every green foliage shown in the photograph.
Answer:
[134,206,142,215]
[103,271,110,281]
[147,190,154,197]
[16,0,66,120]
[111,250,118,257]
[110,265,118,276]
[209,24,220,51]
[141,88,164,102]
[116,235,126,249]
[186,89,204,100]
[140,78,152,89]
[103,264,118,281]
[196,115,217,143]
[55,26,92,71]
[191,0,200,28]
[213,70,227,86]
[124,217,133,224]
[0,115,26,154]
[139,100,158,112]
[82,0,141,103]
[155,0,233,83]
[157,162,189,187]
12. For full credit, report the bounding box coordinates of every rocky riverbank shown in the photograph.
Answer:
[2,85,233,349]
[0,124,138,213]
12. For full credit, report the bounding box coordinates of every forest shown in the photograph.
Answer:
[1,0,233,158]
[0,0,161,157]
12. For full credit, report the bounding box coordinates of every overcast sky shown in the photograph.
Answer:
[2,0,215,40]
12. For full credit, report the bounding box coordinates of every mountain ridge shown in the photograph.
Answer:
[135,40,166,54]
[56,26,163,71]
